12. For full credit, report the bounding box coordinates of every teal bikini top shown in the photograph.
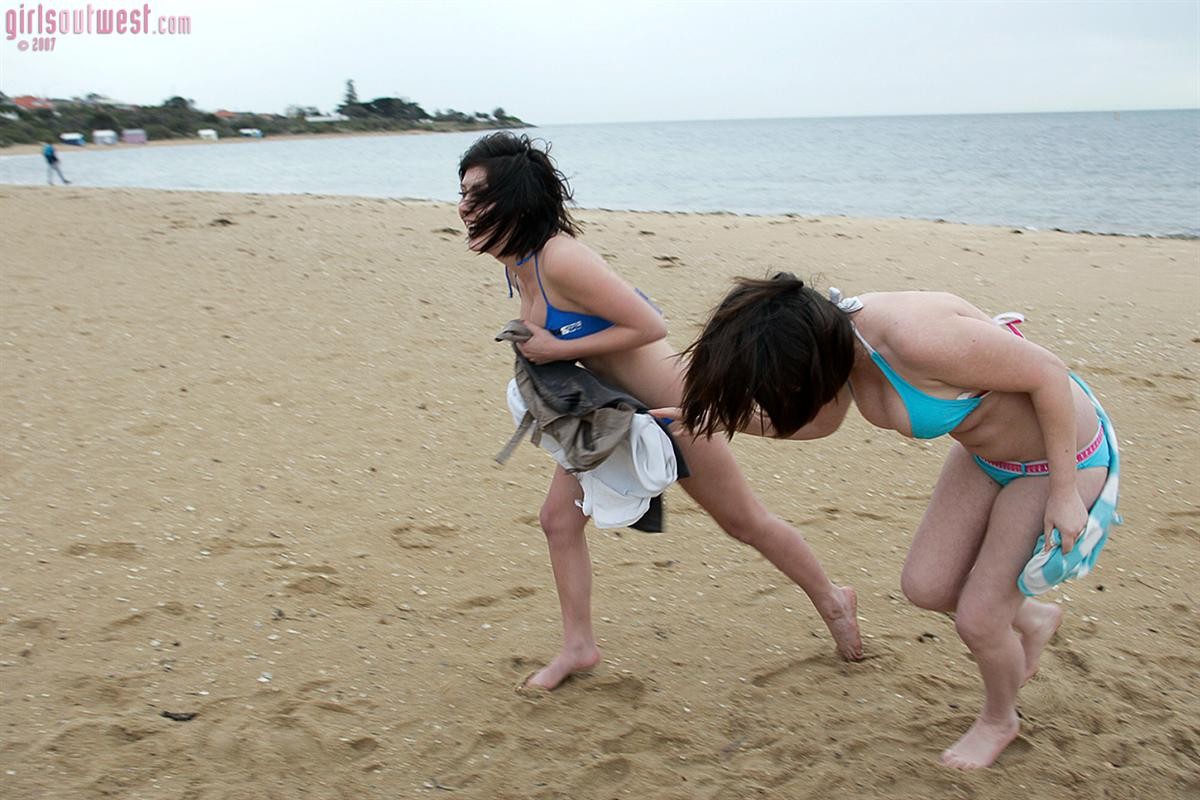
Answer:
[833,290,1015,440]
[853,328,984,439]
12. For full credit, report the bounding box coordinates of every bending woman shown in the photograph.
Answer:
[673,273,1117,769]
[457,133,862,690]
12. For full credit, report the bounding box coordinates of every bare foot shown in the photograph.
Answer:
[523,645,601,691]
[823,585,863,661]
[940,712,1020,770]
[1015,600,1063,684]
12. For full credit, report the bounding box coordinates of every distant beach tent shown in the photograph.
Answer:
[121,128,148,144]
[237,128,264,138]
[92,129,118,145]
[304,113,350,123]
[59,132,86,146]
[197,128,219,141]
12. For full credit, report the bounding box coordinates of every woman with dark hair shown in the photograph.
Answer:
[457,133,862,691]
[670,273,1119,770]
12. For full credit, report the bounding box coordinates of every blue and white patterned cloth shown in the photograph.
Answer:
[1018,374,1121,597]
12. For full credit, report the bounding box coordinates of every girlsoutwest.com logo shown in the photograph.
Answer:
[5,3,191,52]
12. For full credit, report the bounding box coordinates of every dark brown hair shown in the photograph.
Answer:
[680,273,856,438]
[457,132,582,258]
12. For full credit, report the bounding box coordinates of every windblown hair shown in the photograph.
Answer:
[680,273,856,438]
[457,132,583,258]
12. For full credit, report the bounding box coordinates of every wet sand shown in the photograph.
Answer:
[1,186,1197,799]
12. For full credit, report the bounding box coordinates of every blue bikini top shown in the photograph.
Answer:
[506,252,658,341]
[833,290,1018,439]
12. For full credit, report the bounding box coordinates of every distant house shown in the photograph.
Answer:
[214,110,244,120]
[59,132,86,146]
[121,128,148,144]
[12,95,54,111]
[304,113,350,123]
[92,129,118,145]
[197,129,219,141]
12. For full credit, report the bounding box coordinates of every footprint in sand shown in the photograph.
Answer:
[391,521,461,550]
[422,729,508,788]
[581,673,647,705]
[598,723,692,755]
[286,575,341,594]
[66,541,141,559]
[572,756,631,792]
[457,586,536,610]
[750,653,832,688]
[1057,648,1092,675]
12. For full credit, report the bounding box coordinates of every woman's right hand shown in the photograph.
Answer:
[516,319,567,364]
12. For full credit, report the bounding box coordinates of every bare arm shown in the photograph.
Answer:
[514,244,666,363]
[899,313,1088,549]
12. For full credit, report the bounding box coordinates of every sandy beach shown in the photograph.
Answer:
[1,185,1197,799]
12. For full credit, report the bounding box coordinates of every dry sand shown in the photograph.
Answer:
[1,186,1197,799]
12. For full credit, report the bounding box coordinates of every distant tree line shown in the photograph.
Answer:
[0,83,528,147]
[335,79,519,127]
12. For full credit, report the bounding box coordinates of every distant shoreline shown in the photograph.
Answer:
[0,125,528,156]
[0,184,1193,241]
[3,111,1191,239]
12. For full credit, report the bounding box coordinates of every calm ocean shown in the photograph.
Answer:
[2,110,1196,237]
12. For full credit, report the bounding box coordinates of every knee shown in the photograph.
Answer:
[715,507,776,549]
[539,501,583,541]
[900,568,956,612]
[953,603,1005,649]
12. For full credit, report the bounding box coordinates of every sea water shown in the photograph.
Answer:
[2,109,1196,237]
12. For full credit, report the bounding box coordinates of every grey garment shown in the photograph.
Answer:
[495,320,644,472]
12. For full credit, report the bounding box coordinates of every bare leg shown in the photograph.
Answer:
[677,433,862,660]
[901,443,1000,613]
[942,468,1105,769]
[525,466,601,690]
[902,446,1061,682]
[1013,598,1062,684]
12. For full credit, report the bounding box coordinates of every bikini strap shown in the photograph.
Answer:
[829,288,874,353]
[849,323,877,355]
[992,311,1026,338]
[530,252,551,306]
[505,252,538,299]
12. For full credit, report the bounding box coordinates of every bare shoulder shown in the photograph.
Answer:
[541,234,610,275]
[866,291,989,323]
[863,291,994,362]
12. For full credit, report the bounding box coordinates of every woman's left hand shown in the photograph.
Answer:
[1044,490,1089,554]
[516,320,567,364]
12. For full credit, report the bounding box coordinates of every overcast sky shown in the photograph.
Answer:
[2,0,1196,123]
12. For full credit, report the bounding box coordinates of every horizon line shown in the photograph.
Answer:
[535,106,1200,127]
